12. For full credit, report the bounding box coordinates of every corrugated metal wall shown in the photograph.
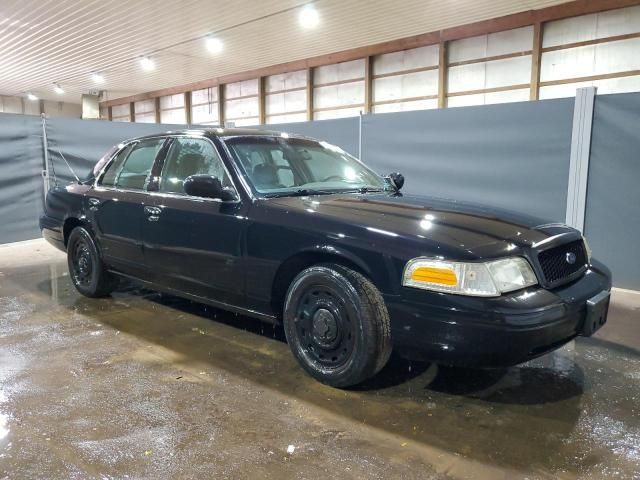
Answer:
[100,4,640,127]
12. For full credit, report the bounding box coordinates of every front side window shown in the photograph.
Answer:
[159,137,231,194]
[99,138,164,190]
[224,136,385,196]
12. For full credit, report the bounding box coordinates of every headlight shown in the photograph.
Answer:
[402,257,537,297]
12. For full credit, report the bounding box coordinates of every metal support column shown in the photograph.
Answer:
[565,87,597,232]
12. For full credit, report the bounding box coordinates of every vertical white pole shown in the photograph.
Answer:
[41,113,50,198]
[358,111,363,161]
[566,87,596,232]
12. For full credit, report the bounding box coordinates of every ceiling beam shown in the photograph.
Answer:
[101,0,640,108]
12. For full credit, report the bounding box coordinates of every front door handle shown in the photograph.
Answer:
[144,205,162,221]
[144,206,162,215]
[88,197,101,211]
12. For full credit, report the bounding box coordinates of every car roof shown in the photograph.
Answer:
[130,127,318,142]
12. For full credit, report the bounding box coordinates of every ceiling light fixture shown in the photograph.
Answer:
[53,83,64,95]
[299,4,319,29]
[27,93,38,101]
[205,36,224,54]
[140,56,155,71]
[91,72,105,84]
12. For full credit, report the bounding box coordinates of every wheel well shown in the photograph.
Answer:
[270,251,367,319]
[63,218,85,246]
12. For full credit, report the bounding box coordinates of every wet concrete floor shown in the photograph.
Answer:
[0,239,639,479]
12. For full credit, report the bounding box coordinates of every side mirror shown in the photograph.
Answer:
[183,174,237,201]
[387,172,405,191]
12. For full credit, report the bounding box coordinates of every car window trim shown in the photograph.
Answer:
[216,137,257,202]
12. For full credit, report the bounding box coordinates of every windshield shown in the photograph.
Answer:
[224,136,386,196]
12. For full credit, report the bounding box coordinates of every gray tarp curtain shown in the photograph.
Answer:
[585,92,640,290]
[0,93,638,289]
[361,98,575,222]
[45,118,188,184]
[44,117,361,186]
[251,117,360,157]
[0,113,43,244]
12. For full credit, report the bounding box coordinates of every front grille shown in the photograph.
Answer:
[537,239,587,286]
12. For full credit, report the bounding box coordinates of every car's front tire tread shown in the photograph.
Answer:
[283,263,392,388]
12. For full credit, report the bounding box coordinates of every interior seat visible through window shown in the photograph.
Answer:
[252,163,282,189]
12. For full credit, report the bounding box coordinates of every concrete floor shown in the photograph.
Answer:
[0,240,639,480]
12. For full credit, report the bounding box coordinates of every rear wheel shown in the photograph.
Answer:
[67,226,118,297]
[283,264,392,388]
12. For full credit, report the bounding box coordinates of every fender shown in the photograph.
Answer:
[299,244,372,277]
[295,244,399,294]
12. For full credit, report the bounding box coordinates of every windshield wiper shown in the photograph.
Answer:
[339,186,385,194]
[263,189,338,198]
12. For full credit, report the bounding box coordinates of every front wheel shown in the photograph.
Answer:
[283,264,392,388]
[67,226,118,297]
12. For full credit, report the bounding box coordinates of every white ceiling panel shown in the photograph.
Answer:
[0,0,572,103]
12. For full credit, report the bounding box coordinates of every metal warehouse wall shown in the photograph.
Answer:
[101,5,640,125]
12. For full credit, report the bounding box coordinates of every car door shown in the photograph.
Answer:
[142,135,248,306]
[89,137,167,278]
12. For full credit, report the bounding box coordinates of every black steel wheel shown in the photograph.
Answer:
[283,264,392,388]
[67,226,118,298]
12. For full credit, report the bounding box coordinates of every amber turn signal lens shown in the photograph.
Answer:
[410,266,458,286]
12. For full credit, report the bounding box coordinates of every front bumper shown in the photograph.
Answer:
[385,260,612,367]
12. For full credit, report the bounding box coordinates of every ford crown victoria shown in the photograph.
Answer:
[40,128,612,387]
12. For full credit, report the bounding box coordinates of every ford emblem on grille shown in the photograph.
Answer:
[565,252,577,264]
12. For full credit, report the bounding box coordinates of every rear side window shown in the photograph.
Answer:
[99,144,132,187]
[100,138,164,190]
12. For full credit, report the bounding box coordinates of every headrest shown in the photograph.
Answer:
[252,163,279,188]
[178,153,205,176]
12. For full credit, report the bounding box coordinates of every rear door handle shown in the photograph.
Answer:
[144,205,162,221]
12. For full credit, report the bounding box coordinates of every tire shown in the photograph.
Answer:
[67,226,118,298]
[283,263,392,388]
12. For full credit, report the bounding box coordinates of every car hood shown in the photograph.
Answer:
[265,192,575,259]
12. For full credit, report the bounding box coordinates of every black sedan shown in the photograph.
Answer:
[40,128,612,387]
